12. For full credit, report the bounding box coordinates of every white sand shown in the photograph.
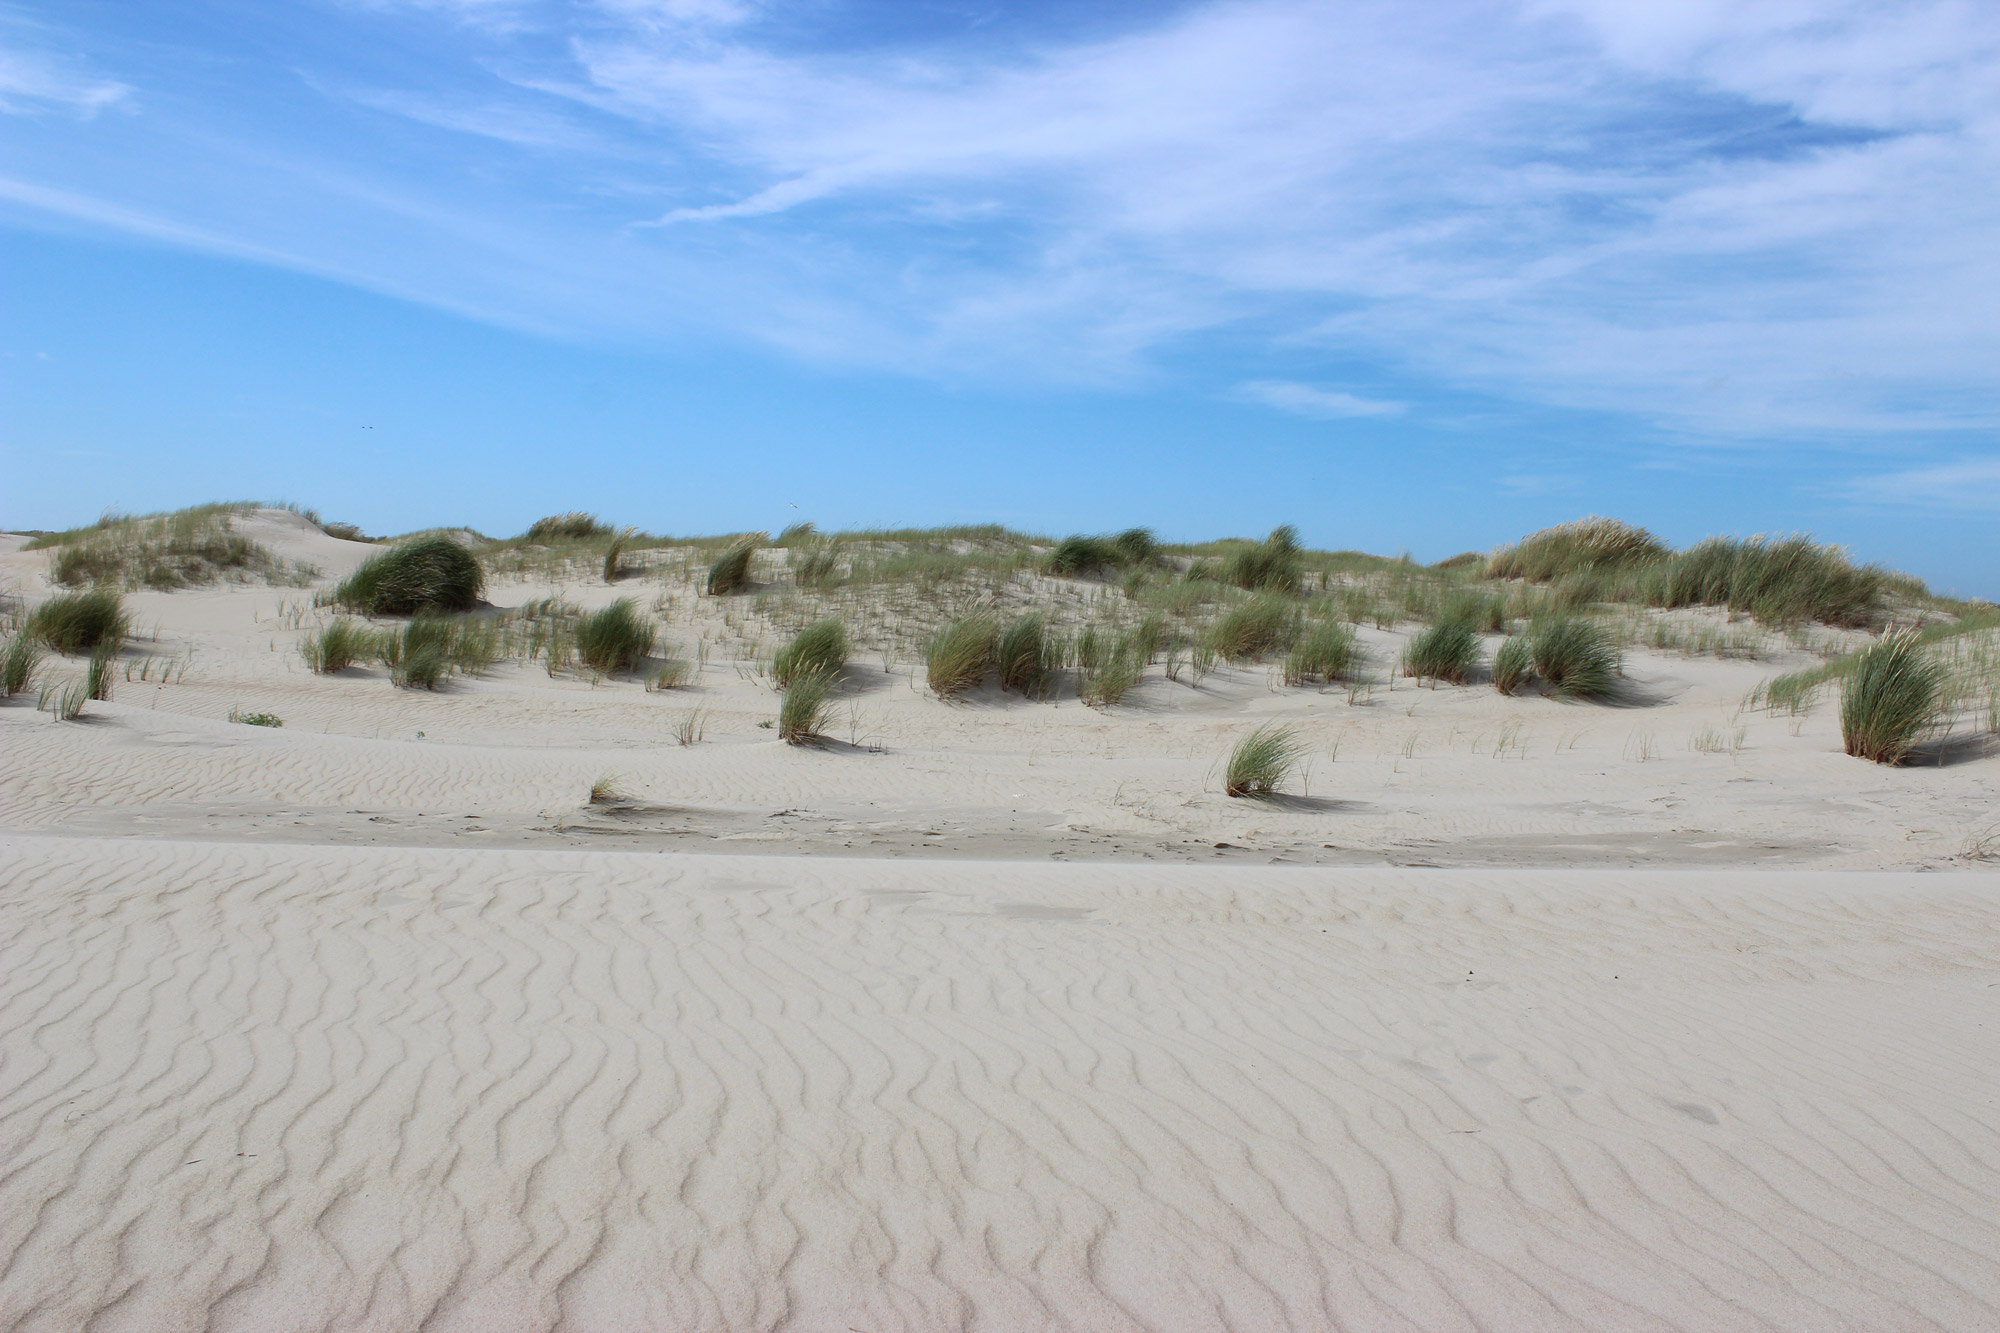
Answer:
[4,512,1998,1330]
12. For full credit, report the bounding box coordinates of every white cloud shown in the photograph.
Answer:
[0,41,129,116]
[1238,380,1405,419]
[1849,457,2000,510]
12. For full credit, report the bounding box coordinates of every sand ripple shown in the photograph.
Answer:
[4,837,1998,1331]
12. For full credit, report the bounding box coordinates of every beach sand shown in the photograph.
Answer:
[4,512,1997,1330]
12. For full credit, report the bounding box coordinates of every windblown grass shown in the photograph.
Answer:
[300,617,376,674]
[1207,592,1297,661]
[1224,723,1307,799]
[576,599,656,675]
[27,589,129,654]
[1486,517,1667,582]
[925,614,996,698]
[1227,525,1303,593]
[1283,621,1359,686]
[776,521,818,547]
[1492,635,1533,694]
[2,634,45,696]
[1046,527,1160,577]
[773,618,848,688]
[588,773,629,805]
[1529,617,1621,698]
[1402,619,1481,685]
[336,536,484,615]
[1076,627,1145,708]
[998,612,1055,697]
[1840,629,1945,764]
[602,528,635,583]
[778,670,836,743]
[526,512,609,542]
[706,534,764,596]
[38,676,89,721]
[647,658,694,690]
[1643,535,1886,628]
[86,640,117,701]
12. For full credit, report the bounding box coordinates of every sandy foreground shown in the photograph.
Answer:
[4,512,1999,1330]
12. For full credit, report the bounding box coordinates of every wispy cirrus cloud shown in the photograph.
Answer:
[0,33,129,116]
[1845,457,2000,511]
[1237,381,1405,419]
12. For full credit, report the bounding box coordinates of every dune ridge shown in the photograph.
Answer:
[4,834,1997,1331]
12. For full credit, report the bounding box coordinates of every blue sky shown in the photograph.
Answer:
[3,0,1997,594]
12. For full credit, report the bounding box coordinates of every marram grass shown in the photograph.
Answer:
[773,618,848,689]
[1840,629,1944,764]
[27,588,129,654]
[1402,619,1480,685]
[1529,617,1620,699]
[778,670,835,743]
[576,599,655,675]
[1224,723,1307,799]
[335,536,483,616]
[926,614,996,699]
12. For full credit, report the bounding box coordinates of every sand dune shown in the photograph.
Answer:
[4,835,1997,1331]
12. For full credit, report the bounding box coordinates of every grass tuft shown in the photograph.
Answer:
[1207,592,1297,661]
[2,634,46,696]
[1402,619,1480,685]
[778,669,836,743]
[1840,629,1944,764]
[228,707,283,727]
[300,617,376,674]
[925,614,996,698]
[588,772,629,805]
[576,598,656,675]
[706,534,765,596]
[1227,525,1302,593]
[1529,617,1621,698]
[602,528,635,583]
[335,536,484,616]
[1283,621,1359,686]
[526,512,609,542]
[1224,723,1307,799]
[28,589,129,655]
[86,639,117,701]
[1492,635,1533,694]
[647,658,693,690]
[773,618,848,688]
[1487,516,1667,582]
[998,613,1055,697]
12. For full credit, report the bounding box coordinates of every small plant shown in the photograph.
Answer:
[382,617,453,690]
[1224,723,1307,799]
[1207,593,1297,661]
[673,707,707,745]
[229,707,284,727]
[1284,621,1358,686]
[1078,646,1143,708]
[1492,635,1533,694]
[300,617,375,674]
[588,772,629,805]
[647,658,693,690]
[778,670,836,743]
[1402,619,1480,685]
[27,588,129,654]
[1045,534,1121,576]
[773,618,848,688]
[334,536,483,616]
[2,634,45,696]
[926,614,996,698]
[1228,525,1302,593]
[706,534,765,596]
[86,639,117,701]
[602,528,635,583]
[1840,629,1944,764]
[38,676,90,721]
[1528,617,1620,698]
[998,612,1054,697]
[576,598,656,675]
[526,512,608,542]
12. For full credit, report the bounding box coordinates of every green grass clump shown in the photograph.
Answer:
[1207,592,1298,661]
[38,676,89,721]
[30,503,307,590]
[1529,617,1620,698]
[229,708,283,727]
[1840,630,1944,764]
[1487,516,1667,582]
[926,614,996,698]
[381,618,454,689]
[998,612,1055,696]
[1492,635,1533,694]
[1402,619,1481,685]
[778,670,836,744]
[335,536,484,616]
[526,512,609,542]
[1224,723,1307,799]
[576,598,656,675]
[1227,525,1303,593]
[792,537,844,589]
[86,640,117,701]
[706,534,764,596]
[300,617,376,674]
[2,634,45,696]
[27,589,129,654]
[1283,621,1359,686]
[602,528,635,583]
[1045,527,1158,578]
[776,521,817,547]
[1647,534,1885,628]
[773,618,848,688]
